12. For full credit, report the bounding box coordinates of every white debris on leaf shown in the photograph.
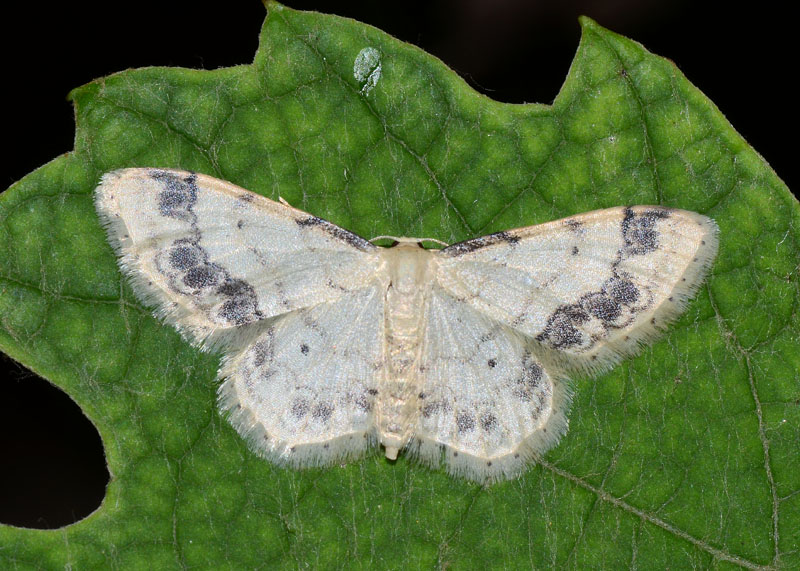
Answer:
[353,47,381,95]
[95,168,719,484]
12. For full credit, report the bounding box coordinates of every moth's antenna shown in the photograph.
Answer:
[370,235,402,243]
[416,237,449,247]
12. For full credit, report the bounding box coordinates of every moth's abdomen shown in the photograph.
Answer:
[377,242,434,457]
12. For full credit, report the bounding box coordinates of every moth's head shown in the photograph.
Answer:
[370,236,449,249]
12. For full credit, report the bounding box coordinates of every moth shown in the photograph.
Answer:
[95,168,718,483]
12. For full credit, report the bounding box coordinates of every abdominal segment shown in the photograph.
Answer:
[375,242,434,458]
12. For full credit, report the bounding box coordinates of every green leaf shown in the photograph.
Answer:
[1,3,798,568]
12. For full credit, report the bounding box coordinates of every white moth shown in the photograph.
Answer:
[95,168,718,483]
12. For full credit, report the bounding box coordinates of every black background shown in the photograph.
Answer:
[1,1,796,529]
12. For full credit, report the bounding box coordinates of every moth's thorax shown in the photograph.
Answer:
[378,239,435,293]
[376,240,436,457]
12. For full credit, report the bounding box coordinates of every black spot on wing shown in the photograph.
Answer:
[291,398,309,419]
[535,305,589,349]
[480,413,497,431]
[442,231,520,257]
[183,265,223,289]
[295,215,374,251]
[149,171,265,329]
[456,412,475,433]
[168,241,203,270]
[535,271,643,352]
[251,335,273,367]
[217,279,261,325]
[152,170,198,221]
[582,291,622,323]
[621,207,671,256]
[512,353,545,401]
[312,402,334,423]
[524,356,544,384]
[354,393,372,413]
[159,238,264,327]
[604,274,640,305]
[421,400,450,419]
